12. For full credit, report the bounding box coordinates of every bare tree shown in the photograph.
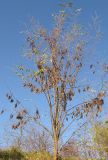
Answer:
[6,4,106,160]
[22,128,53,153]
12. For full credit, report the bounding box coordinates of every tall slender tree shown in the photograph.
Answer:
[7,3,106,160]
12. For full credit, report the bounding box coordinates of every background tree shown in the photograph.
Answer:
[22,128,52,153]
[93,122,108,160]
[60,138,79,159]
[6,3,106,160]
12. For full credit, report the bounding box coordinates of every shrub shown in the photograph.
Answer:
[25,151,52,160]
[0,147,24,160]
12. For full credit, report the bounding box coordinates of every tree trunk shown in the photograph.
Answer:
[54,135,59,160]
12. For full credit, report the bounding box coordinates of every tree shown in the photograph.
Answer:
[6,3,106,160]
[60,138,79,159]
[21,128,53,152]
[93,122,108,159]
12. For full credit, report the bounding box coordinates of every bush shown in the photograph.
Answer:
[63,157,79,160]
[25,151,52,160]
[0,148,80,160]
[0,147,24,160]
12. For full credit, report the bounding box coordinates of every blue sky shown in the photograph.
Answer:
[0,0,108,147]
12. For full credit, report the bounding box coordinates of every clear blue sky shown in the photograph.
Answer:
[0,0,108,147]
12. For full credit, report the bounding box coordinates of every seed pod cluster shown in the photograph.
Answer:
[6,93,20,108]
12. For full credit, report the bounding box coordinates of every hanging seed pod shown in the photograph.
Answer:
[68,90,74,101]
[98,92,105,98]
[36,109,40,119]
[22,109,27,114]
[16,113,23,120]
[14,103,17,108]
[93,98,98,105]
[83,88,86,92]
[27,36,31,42]
[0,110,4,115]
[90,64,93,69]
[31,87,34,92]
[6,93,9,98]
[10,99,14,103]
[71,115,73,119]
[6,93,12,100]
[97,99,104,105]
[97,105,102,112]
[66,117,68,121]
[78,89,81,93]
[10,114,13,119]
[12,122,20,129]
[17,122,20,128]
[80,112,83,119]
[12,125,17,129]
[86,86,90,90]
[20,120,27,126]
[8,95,12,100]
